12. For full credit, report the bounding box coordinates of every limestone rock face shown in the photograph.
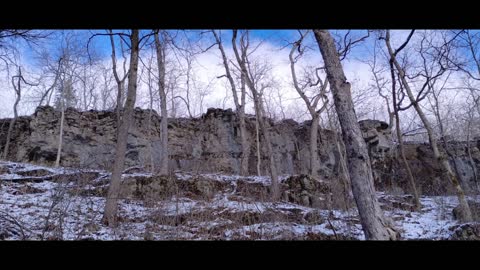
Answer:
[359,119,393,160]
[0,106,342,179]
[358,119,480,195]
[2,107,480,196]
[390,142,480,195]
[359,120,394,188]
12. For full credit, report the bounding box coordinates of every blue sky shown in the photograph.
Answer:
[17,29,375,68]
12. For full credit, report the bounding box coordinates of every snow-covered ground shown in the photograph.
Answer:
[0,161,477,240]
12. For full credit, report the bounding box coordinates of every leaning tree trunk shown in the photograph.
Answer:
[103,30,140,226]
[390,62,421,209]
[406,91,472,222]
[394,111,421,209]
[154,31,169,176]
[314,29,397,240]
[385,35,473,222]
[434,97,470,196]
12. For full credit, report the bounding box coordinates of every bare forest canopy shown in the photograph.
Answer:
[0,30,479,143]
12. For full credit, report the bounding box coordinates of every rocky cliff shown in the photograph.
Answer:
[1,106,479,195]
[0,106,339,177]
[357,119,480,195]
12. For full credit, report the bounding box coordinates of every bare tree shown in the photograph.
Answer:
[0,30,46,46]
[52,32,82,167]
[366,37,421,209]
[103,30,140,226]
[35,56,63,107]
[444,30,480,192]
[0,30,47,68]
[140,53,156,173]
[313,29,398,240]
[179,51,194,118]
[77,61,99,111]
[212,30,250,176]
[444,30,480,81]
[232,30,280,200]
[154,30,169,175]
[166,65,182,118]
[289,30,329,179]
[384,29,473,222]
[54,78,68,167]
[108,29,130,125]
[99,63,115,110]
[2,66,38,160]
[389,59,421,209]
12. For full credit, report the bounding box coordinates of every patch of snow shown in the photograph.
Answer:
[392,196,460,240]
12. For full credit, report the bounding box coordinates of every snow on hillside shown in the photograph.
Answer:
[0,161,477,240]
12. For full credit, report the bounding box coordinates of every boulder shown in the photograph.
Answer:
[282,174,331,208]
[449,223,480,240]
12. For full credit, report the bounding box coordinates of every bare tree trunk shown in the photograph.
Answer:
[232,30,279,200]
[212,30,250,176]
[82,68,87,111]
[411,93,471,221]
[256,95,280,200]
[431,91,469,196]
[310,116,320,178]
[39,58,62,108]
[314,29,397,240]
[2,118,15,160]
[2,72,21,160]
[434,95,469,195]
[239,107,249,175]
[146,66,155,173]
[385,31,472,222]
[154,31,169,175]
[103,30,139,226]
[47,81,56,106]
[389,62,421,209]
[108,30,128,127]
[239,72,249,176]
[288,36,328,179]
[255,115,261,176]
[147,108,154,173]
[394,110,421,208]
[115,83,124,123]
[55,102,65,167]
[466,120,479,192]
